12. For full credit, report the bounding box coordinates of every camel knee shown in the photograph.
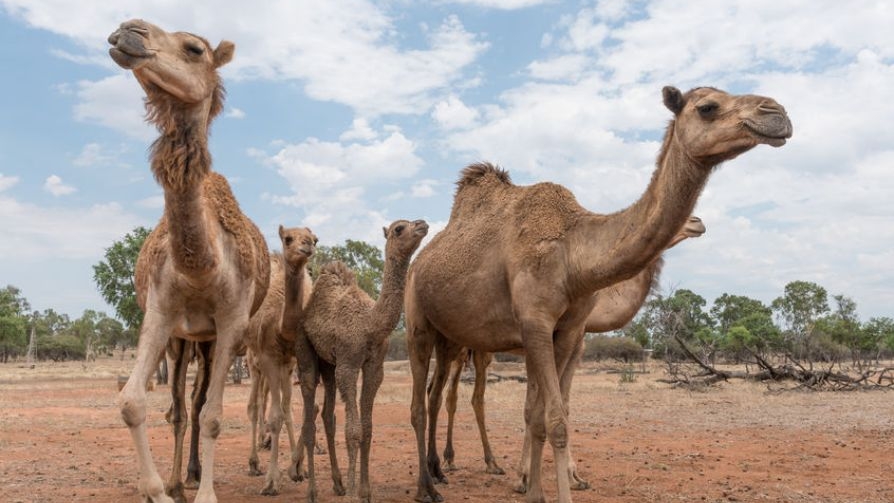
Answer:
[200,414,221,440]
[119,393,146,428]
[547,422,568,449]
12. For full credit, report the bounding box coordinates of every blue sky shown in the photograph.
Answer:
[1,0,892,321]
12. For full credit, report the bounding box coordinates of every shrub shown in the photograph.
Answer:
[583,335,644,362]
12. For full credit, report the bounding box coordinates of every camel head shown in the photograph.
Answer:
[382,219,429,261]
[279,226,318,268]
[662,86,792,167]
[108,19,234,123]
[666,215,706,250]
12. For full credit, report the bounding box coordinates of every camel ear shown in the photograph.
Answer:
[663,86,684,115]
[278,225,285,240]
[383,227,389,239]
[213,40,235,68]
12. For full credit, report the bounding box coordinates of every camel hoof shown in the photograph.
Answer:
[571,480,590,491]
[486,465,505,475]
[260,484,280,496]
[165,482,187,503]
[512,476,528,494]
[289,464,306,482]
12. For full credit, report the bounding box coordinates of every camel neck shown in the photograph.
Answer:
[281,263,308,343]
[372,255,410,341]
[152,105,217,279]
[573,126,709,294]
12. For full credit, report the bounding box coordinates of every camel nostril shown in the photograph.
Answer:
[108,32,119,45]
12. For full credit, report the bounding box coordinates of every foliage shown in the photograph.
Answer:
[92,226,151,336]
[583,335,644,362]
[385,330,408,361]
[0,315,27,362]
[310,239,384,298]
[34,333,85,362]
[0,285,31,317]
[641,289,712,359]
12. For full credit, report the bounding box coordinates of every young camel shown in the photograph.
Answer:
[437,216,706,485]
[405,86,791,503]
[292,219,429,503]
[110,20,270,503]
[244,226,317,495]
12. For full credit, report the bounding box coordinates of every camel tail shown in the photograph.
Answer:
[319,261,357,287]
[456,161,511,189]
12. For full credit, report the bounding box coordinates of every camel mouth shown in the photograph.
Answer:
[744,120,792,148]
[109,47,153,69]
[414,223,430,237]
[108,27,154,69]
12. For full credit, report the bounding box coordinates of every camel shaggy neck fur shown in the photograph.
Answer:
[293,219,428,503]
[111,19,269,503]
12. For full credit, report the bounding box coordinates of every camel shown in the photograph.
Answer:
[405,86,791,503]
[244,226,317,495]
[291,219,429,503]
[110,19,270,503]
[437,216,706,485]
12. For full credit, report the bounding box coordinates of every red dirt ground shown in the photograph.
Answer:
[1,359,893,503]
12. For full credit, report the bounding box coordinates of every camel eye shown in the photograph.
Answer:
[394,225,405,235]
[284,236,293,246]
[697,102,718,117]
[185,43,205,56]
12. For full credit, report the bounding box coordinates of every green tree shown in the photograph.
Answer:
[710,293,771,334]
[93,226,151,348]
[771,280,829,358]
[310,239,384,298]
[863,317,894,357]
[0,286,31,361]
[642,289,712,359]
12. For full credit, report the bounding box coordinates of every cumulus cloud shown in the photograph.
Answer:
[4,0,488,117]
[441,0,555,9]
[432,95,479,130]
[0,196,141,260]
[259,123,424,245]
[226,107,246,119]
[43,175,76,196]
[71,74,154,141]
[0,174,19,193]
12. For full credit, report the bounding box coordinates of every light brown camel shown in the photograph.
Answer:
[244,226,317,495]
[437,216,706,485]
[110,19,270,503]
[405,86,791,503]
[292,219,429,503]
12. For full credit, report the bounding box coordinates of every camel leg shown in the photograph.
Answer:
[258,373,271,450]
[513,391,533,494]
[296,336,321,503]
[118,312,175,503]
[247,358,263,476]
[336,363,362,495]
[407,318,442,503]
[518,320,572,503]
[559,340,589,491]
[441,350,464,472]
[186,341,212,489]
[358,349,387,503]
[164,339,190,503]
[426,341,461,485]
[471,350,504,475]
[259,352,286,495]
[193,316,246,503]
[282,363,302,483]
[320,362,345,495]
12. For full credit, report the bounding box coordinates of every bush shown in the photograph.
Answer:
[583,335,644,362]
[34,334,85,362]
[385,330,408,361]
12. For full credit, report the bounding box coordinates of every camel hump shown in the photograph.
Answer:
[319,261,357,286]
[457,162,512,188]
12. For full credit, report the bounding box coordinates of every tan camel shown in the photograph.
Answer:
[405,86,791,503]
[437,216,706,484]
[244,226,317,495]
[292,219,429,503]
[110,19,270,503]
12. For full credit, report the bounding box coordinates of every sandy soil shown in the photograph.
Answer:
[1,358,893,503]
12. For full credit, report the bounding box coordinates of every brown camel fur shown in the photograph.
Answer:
[437,216,706,485]
[293,219,429,503]
[405,86,791,503]
[111,19,270,503]
[244,226,317,495]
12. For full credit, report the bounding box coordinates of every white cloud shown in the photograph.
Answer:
[411,179,439,198]
[260,123,424,245]
[72,74,154,141]
[226,107,246,119]
[339,118,378,142]
[0,196,141,260]
[43,175,76,196]
[0,174,19,193]
[5,1,488,117]
[431,95,479,130]
[441,0,555,9]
